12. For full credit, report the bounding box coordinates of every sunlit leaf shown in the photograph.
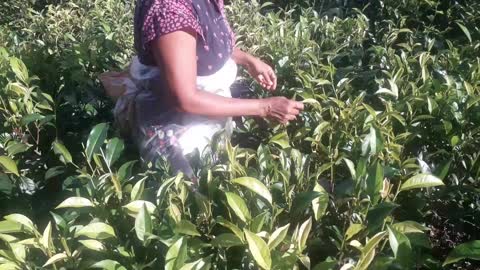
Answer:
[400,174,444,192]
[225,192,251,222]
[56,197,94,209]
[85,123,109,162]
[266,223,288,250]
[244,229,272,270]
[0,156,19,176]
[75,222,116,239]
[232,177,272,204]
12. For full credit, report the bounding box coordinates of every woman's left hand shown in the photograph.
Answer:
[246,57,277,91]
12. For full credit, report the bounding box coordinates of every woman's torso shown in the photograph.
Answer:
[133,0,235,76]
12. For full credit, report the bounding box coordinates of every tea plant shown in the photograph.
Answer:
[1,0,479,269]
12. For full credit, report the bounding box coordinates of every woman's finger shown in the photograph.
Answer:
[262,71,274,88]
[294,101,305,110]
[268,69,277,90]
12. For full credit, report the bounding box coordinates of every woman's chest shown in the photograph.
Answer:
[192,0,234,75]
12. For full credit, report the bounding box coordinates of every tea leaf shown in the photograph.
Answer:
[90,260,127,270]
[443,240,480,266]
[232,177,272,204]
[0,156,19,176]
[105,137,124,166]
[165,237,188,270]
[131,178,146,201]
[42,252,67,267]
[312,183,329,221]
[174,220,200,237]
[85,123,109,162]
[79,239,105,251]
[244,229,272,270]
[52,141,73,164]
[135,203,152,242]
[400,174,444,192]
[56,197,94,209]
[225,192,251,222]
[211,233,243,248]
[75,222,116,239]
[4,214,35,234]
[267,223,289,250]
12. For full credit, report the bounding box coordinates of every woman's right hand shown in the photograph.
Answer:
[262,97,304,124]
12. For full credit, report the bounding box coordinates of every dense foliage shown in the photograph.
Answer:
[0,0,479,269]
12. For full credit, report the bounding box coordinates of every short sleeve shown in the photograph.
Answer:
[141,0,203,49]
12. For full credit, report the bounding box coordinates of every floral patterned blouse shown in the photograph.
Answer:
[134,0,236,76]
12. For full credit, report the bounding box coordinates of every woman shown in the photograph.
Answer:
[114,0,304,178]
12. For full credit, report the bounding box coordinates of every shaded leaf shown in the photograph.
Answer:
[444,241,480,266]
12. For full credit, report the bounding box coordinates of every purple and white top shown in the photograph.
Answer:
[134,0,236,76]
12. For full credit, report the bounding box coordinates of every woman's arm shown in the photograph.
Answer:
[151,29,302,122]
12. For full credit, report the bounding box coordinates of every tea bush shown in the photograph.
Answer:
[0,0,479,269]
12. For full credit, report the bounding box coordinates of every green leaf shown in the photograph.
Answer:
[225,192,251,222]
[56,197,94,209]
[79,239,105,251]
[135,203,153,242]
[45,166,65,180]
[366,161,384,203]
[0,156,19,176]
[85,123,109,162]
[117,161,137,183]
[52,140,73,164]
[387,226,412,262]
[291,191,320,215]
[400,174,444,192]
[41,222,52,250]
[4,214,35,234]
[345,224,365,241]
[216,217,244,241]
[355,231,387,270]
[366,202,398,233]
[42,253,67,267]
[250,212,268,233]
[90,260,127,270]
[232,177,272,205]
[9,57,28,83]
[297,217,312,251]
[174,220,200,237]
[165,237,188,270]
[131,178,146,201]
[312,183,329,221]
[244,229,272,270]
[105,138,124,166]
[211,233,243,248]
[0,221,23,233]
[5,142,30,156]
[443,240,480,266]
[269,132,290,149]
[434,160,451,181]
[75,222,116,239]
[391,221,429,234]
[268,223,289,250]
[123,200,156,217]
[455,21,472,43]
[179,256,212,270]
